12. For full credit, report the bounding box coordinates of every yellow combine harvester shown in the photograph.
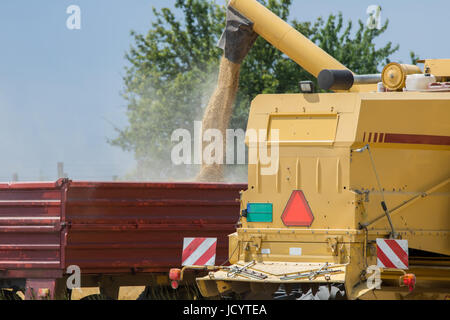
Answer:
[187,0,450,300]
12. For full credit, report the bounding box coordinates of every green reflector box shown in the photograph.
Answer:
[247,203,273,222]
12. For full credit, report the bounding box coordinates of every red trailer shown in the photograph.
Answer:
[0,179,245,299]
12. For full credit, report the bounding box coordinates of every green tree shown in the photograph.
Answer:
[110,0,399,180]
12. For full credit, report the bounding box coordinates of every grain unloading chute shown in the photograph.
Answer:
[219,0,382,92]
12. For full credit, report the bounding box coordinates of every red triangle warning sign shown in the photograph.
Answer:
[281,190,314,227]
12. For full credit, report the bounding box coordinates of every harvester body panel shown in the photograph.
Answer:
[197,92,450,300]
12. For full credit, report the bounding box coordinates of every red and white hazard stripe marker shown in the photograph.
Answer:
[182,237,217,266]
[376,238,409,269]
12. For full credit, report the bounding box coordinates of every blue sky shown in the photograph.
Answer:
[0,0,448,181]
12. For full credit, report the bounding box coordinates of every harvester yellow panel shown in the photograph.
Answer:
[198,91,450,300]
[267,114,338,145]
[422,59,450,77]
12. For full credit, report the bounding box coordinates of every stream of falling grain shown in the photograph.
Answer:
[196,56,241,182]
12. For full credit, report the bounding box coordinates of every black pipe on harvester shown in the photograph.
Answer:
[318,69,355,91]
[318,69,382,91]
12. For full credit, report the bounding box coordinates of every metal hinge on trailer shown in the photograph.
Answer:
[226,261,268,280]
[280,262,342,281]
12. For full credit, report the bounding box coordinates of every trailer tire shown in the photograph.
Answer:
[0,289,22,300]
[136,287,151,300]
[80,294,115,300]
[137,285,202,300]
[137,285,179,300]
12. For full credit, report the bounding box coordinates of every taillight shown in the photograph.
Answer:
[281,190,314,227]
[170,280,179,289]
[401,273,416,292]
[169,268,181,281]
[169,268,182,290]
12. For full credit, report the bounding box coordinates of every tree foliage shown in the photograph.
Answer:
[111,0,399,180]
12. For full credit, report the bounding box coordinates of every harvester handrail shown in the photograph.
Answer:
[360,177,450,229]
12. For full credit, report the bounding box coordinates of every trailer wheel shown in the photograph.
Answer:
[137,285,177,300]
[137,284,202,300]
[0,289,22,300]
[80,294,115,300]
[136,287,152,300]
